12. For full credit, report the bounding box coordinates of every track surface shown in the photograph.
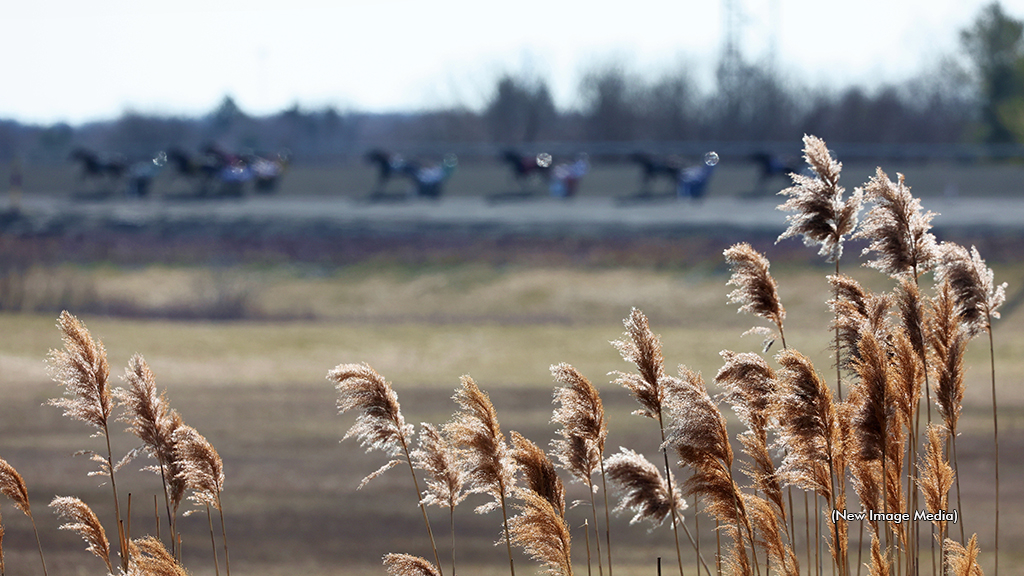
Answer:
[6,194,1024,239]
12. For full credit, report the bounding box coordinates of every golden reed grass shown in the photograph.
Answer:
[333,135,1002,576]
[4,135,1002,576]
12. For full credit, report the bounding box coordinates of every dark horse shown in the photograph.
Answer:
[166,146,223,195]
[628,152,684,195]
[749,151,804,196]
[68,147,130,198]
[500,149,551,188]
[364,148,418,195]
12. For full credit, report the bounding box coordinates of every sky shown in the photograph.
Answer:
[3,0,1023,125]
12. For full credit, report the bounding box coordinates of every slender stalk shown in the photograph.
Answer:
[600,459,613,576]
[497,480,516,576]
[206,504,220,576]
[988,326,1000,576]
[585,519,592,576]
[102,421,127,572]
[154,495,160,542]
[450,506,457,576]
[658,420,712,576]
[216,493,230,576]
[588,483,604,576]
[948,434,966,544]
[400,440,444,576]
[28,514,48,576]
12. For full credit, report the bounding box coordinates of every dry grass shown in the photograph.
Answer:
[1,145,1024,574]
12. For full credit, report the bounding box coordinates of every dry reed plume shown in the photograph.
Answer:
[938,241,1006,575]
[46,311,127,571]
[126,536,191,576]
[385,553,442,576]
[412,423,466,576]
[550,363,611,576]
[777,134,862,265]
[173,425,229,575]
[116,354,187,553]
[50,496,112,573]
[445,375,517,576]
[0,458,47,576]
[331,362,443,575]
[604,447,686,528]
[724,243,787,350]
[507,489,573,576]
[944,535,984,576]
[611,307,706,576]
[854,168,939,279]
[507,434,572,576]
[511,432,565,518]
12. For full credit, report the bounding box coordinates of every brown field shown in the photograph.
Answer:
[1,256,1023,576]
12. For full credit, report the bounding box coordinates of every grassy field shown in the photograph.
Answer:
[1,258,1022,575]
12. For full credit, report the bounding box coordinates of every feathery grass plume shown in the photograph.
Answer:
[937,243,1007,338]
[928,280,969,544]
[772,349,846,574]
[610,308,665,420]
[412,423,465,576]
[414,423,467,512]
[662,369,756,572]
[611,308,710,576]
[50,496,112,573]
[511,432,565,518]
[116,354,186,552]
[0,460,30,518]
[944,535,983,576]
[715,352,790,541]
[508,489,574,576]
[776,134,863,264]
[828,275,893,376]
[126,536,190,576]
[173,425,230,575]
[853,168,938,279]
[331,362,444,576]
[0,458,47,576]
[385,553,442,576]
[445,376,517,576]
[550,363,611,576]
[331,363,415,488]
[604,447,686,528]
[917,424,954,544]
[937,241,1006,575]
[45,311,126,570]
[724,242,787,350]
[867,534,890,576]
[745,494,799,576]
[928,281,967,439]
[46,311,113,433]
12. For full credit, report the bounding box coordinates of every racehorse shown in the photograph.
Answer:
[500,149,552,190]
[365,148,418,195]
[749,151,803,196]
[69,147,128,197]
[628,152,684,195]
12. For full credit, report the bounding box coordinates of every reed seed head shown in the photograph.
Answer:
[50,495,112,573]
[777,134,863,263]
[384,553,441,576]
[604,447,686,528]
[0,458,31,517]
[46,311,113,433]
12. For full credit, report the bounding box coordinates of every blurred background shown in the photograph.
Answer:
[2,2,1024,576]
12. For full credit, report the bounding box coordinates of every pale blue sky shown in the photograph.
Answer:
[4,0,1021,124]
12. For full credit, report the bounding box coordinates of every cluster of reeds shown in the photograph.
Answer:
[336,135,1004,576]
[0,310,230,575]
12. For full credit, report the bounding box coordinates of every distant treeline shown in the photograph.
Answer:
[4,2,1024,165]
